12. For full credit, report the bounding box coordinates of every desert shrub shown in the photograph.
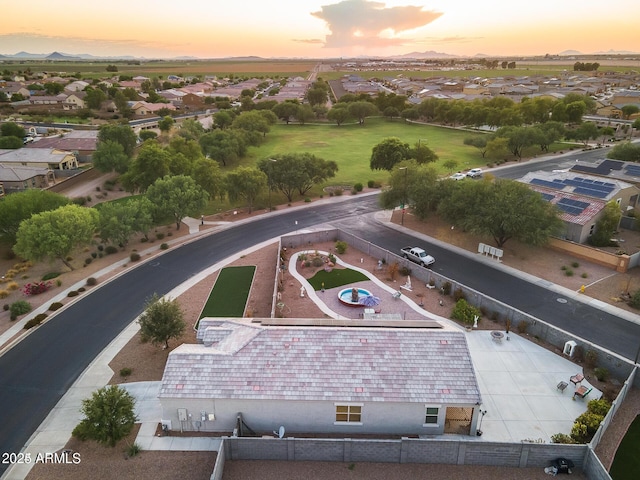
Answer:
[91,252,97,259]
[85,257,92,265]
[160,243,169,250]
[335,240,348,254]
[3,304,8,311]
[127,443,142,458]
[441,281,452,295]
[328,253,336,264]
[581,273,588,278]
[97,244,104,251]
[551,433,576,444]
[571,411,604,443]
[399,265,411,276]
[67,291,79,297]
[594,367,609,382]
[564,268,574,276]
[10,300,32,317]
[451,299,481,325]
[453,288,465,302]
[23,281,53,296]
[104,245,118,255]
[334,187,343,196]
[0,290,9,299]
[304,197,311,202]
[304,260,311,268]
[312,256,324,267]
[7,281,19,291]
[120,367,132,377]
[56,279,62,287]
[353,182,363,192]
[516,321,528,334]
[584,349,599,369]
[387,262,399,281]
[86,277,97,286]
[130,252,141,261]
[73,196,87,205]
[571,261,580,268]
[49,302,64,311]
[24,313,47,330]
[156,232,165,240]
[630,289,640,309]
[78,287,86,292]
[367,180,375,188]
[588,398,611,417]
[42,272,61,281]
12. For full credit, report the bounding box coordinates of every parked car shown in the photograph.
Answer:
[400,246,435,267]
[449,172,466,181]
[466,168,483,178]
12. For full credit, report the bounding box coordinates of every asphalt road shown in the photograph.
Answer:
[1,147,639,473]
[0,195,380,474]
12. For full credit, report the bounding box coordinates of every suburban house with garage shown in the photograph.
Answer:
[158,319,483,437]
[0,164,55,194]
[519,170,639,243]
[0,147,78,171]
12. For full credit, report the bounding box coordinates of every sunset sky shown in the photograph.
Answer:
[1,0,638,58]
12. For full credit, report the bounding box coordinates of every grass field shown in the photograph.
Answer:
[609,414,640,480]
[199,266,256,320]
[306,267,369,291]
[243,117,486,185]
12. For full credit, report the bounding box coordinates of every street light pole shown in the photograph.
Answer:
[398,166,407,226]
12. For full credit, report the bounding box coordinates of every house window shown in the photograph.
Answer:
[589,224,595,235]
[335,404,362,423]
[424,406,439,425]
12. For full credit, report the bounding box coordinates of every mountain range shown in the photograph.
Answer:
[0,49,638,61]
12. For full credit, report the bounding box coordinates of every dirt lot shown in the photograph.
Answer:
[3,194,639,480]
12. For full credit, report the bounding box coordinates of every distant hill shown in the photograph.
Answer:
[391,50,458,59]
[47,51,80,60]
[558,50,583,56]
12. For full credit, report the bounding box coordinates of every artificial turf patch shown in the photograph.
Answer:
[609,414,640,480]
[306,267,369,291]
[199,265,256,320]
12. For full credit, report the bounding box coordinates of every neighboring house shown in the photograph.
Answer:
[64,80,89,92]
[130,101,176,116]
[0,147,78,170]
[519,170,639,243]
[0,164,55,194]
[26,130,97,163]
[63,91,87,110]
[159,319,482,437]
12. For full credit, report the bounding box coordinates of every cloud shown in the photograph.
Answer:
[416,36,483,45]
[311,0,442,49]
[292,38,325,45]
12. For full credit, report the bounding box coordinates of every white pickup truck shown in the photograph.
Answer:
[400,247,435,267]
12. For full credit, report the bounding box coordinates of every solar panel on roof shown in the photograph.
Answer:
[531,178,562,189]
[558,198,589,210]
[581,179,594,183]
[574,187,609,198]
[540,192,554,201]
[556,203,584,216]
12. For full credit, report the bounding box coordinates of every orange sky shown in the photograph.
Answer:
[1,0,638,58]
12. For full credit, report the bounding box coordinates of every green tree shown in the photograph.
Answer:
[442,159,459,173]
[92,140,130,174]
[0,189,69,245]
[565,101,587,123]
[191,158,225,199]
[632,118,640,132]
[158,115,175,133]
[14,204,99,270]
[306,87,328,106]
[327,104,351,126]
[176,118,204,141]
[225,167,267,213]
[0,136,23,149]
[121,141,171,192]
[199,130,246,167]
[570,122,599,146]
[98,124,137,157]
[213,110,234,129]
[0,122,26,139]
[464,136,489,158]
[348,101,378,125]
[383,106,400,121]
[295,104,315,125]
[495,126,538,159]
[588,201,621,247]
[535,121,565,152]
[380,161,439,220]
[145,175,209,230]
[72,385,137,447]
[85,87,107,109]
[409,141,438,164]
[138,293,186,349]
[370,137,411,171]
[113,90,132,118]
[43,82,64,95]
[258,153,337,202]
[599,126,616,144]
[98,197,153,247]
[438,179,563,248]
[139,130,157,142]
[272,101,300,124]
[621,104,640,120]
[232,110,270,140]
[607,142,640,162]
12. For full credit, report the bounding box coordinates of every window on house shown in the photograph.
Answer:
[425,406,439,424]
[589,224,595,235]
[335,404,362,423]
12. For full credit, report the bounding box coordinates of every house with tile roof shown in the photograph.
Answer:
[519,170,639,243]
[159,319,482,437]
[0,147,78,170]
[0,164,55,194]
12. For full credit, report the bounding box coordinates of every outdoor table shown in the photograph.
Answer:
[490,331,504,343]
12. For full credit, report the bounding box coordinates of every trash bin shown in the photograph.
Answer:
[550,457,574,474]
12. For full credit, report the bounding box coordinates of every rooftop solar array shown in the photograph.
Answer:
[571,159,624,175]
[556,198,590,216]
[625,164,640,176]
[539,192,555,202]
[529,176,615,199]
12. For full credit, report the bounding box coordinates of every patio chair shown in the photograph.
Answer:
[573,385,592,400]
[556,381,568,393]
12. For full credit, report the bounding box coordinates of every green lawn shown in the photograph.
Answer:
[306,267,369,291]
[199,265,256,320]
[244,118,485,185]
[610,414,640,480]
